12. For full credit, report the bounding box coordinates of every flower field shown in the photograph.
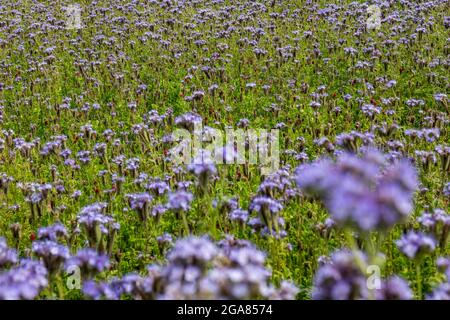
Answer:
[0,0,449,300]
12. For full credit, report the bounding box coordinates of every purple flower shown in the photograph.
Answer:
[406,99,425,107]
[434,93,447,102]
[71,190,82,199]
[386,80,397,88]
[151,204,167,220]
[156,233,173,252]
[435,145,450,173]
[294,158,335,197]
[174,112,202,131]
[405,128,440,143]
[118,272,159,300]
[312,250,369,300]
[157,235,295,299]
[166,191,193,212]
[375,276,413,300]
[77,150,91,164]
[0,173,13,194]
[360,104,381,118]
[249,196,283,234]
[229,209,249,224]
[77,203,119,253]
[427,282,450,300]
[236,118,250,128]
[32,240,70,275]
[198,246,274,299]
[215,197,239,215]
[295,150,418,232]
[127,192,153,222]
[396,231,436,260]
[257,180,284,198]
[335,132,362,152]
[78,203,114,231]
[125,157,140,175]
[166,237,218,268]
[83,280,121,300]
[187,151,217,195]
[0,260,48,300]
[66,249,110,279]
[437,257,450,280]
[37,223,68,242]
[444,183,450,197]
[145,179,169,196]
[0,238,18,268]
[417,209,450,248]
[269,281,299,300]
[249,196,283,215]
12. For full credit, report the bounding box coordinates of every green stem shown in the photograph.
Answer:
[54,274,65,300]
[181,211,190,236]
[416,263,422,299]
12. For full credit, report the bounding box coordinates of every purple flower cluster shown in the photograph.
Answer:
[77,203,119,253]
[145,179,170,196]
[229,209,249,225]
[127,192,153,222]
[166,191,194,213]
[375,276,413,300]
[174,112,202,131]
[66,249,110,279]
[32,240,70,276]
[156,233,173,252]
[0,260,48,300]
[248,196,285,237]
[444,183,450,197]
[417,209,450,248]
[295,149,418,232]
[312,250,369,300]
[83,236,297,300]
[427,257,450,300]
[0,238,18,268]
[37,223,68,242]
[0,0,449,301]
[396,232,436,260]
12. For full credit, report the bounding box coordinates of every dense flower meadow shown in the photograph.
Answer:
[0,0,449,300]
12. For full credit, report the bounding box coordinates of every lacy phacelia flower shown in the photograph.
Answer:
[83,280,121,300]
[198,246,274,299]
[174,112,202,131]
[37,223,68,242]
[427,283,450,300]
[77,203,119,254]
[396,232,436,260]
[229,209,249,225]
[166,236,218,268]
[443,182,450,197]
[187,150,217,195]
[83,236,297,300]
[156,233,173,252]
[32,240,70,276]
[166,191,193,213]
[295,149,418,232]
[145,179,170,196]
[375,276,413,300]
[427,257,450,301]
[66,248,110,280]
[417,209,450,248]
[0,237,18,268]
[249,196,283,235]
[127,192,153,222]
[436,257,450,279]
[0,260,48,300]
[312,250,369,300]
